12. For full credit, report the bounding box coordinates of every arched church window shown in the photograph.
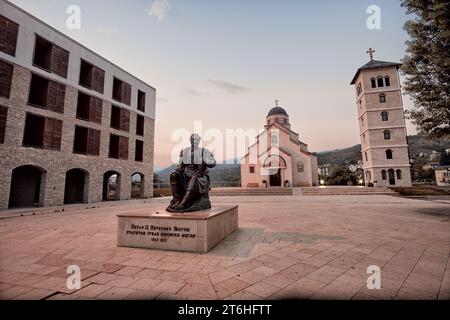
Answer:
[371,78,376,88]
[381,111,389,121]
[357,83,362,96]
[365,152,368,161]
[377,77,384,87]
[271,134,279,146]
[384,130,391,140]
[396,169,402,180]
[363,134,366,143]
[381,170,387,180]
[386,149,393,159]
[379,93,386,103]
[385,76,390,87]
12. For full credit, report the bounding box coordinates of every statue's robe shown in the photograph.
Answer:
[177,147,216,194]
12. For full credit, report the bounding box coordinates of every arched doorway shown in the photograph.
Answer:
[264,155,287,187]
[131,172,145,199]
[103,171,121,201]
[9,165,46,208]
[64,169,89,204]
[388,169,396,185]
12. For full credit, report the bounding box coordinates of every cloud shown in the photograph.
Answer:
[185,88,203,97]
[148,0,170,22]
[207,80,250,95]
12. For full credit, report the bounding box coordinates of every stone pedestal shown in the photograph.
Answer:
[117,206,238,253]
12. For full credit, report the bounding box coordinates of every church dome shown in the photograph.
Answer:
[267,107,288,117]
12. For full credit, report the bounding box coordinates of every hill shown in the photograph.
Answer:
[155,135,450,183]
[317,135,450,166]
[156,163,241,186]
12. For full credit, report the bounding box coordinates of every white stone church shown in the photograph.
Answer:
[240,106,319,188]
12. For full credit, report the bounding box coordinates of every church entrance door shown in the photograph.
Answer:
[388,169,396,186]
[270,169,282,187]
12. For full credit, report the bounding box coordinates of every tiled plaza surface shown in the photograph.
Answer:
[0,195,449,300]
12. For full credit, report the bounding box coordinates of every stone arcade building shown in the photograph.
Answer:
[351,50,412,187]
[0,1,156,209]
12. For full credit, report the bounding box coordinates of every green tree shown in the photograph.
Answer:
[440,150,450,165]
[400,0,450,138]
[325,166,358,186]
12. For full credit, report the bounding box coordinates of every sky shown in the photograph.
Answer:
[9,0,418,169]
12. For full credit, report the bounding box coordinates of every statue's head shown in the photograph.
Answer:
[190,134,201,148]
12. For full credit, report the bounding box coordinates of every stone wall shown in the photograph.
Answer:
[0,63,155,209]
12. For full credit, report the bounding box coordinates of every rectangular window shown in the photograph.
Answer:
[109,134,128,160]
[33,35,69,78]
[377,77,384,87]
[79,60,105,94]
[136,115,144,136]
[135,140,143,162]
[385,77,390,87]
[76,91,102,124]
[28,74,66,113]
[379,94,386,103]
[73,126,100,156]
[113,77,131,106]
[0,15,19,57]
[371,78,376,88]
[23,113,62,150]
[0,59,14,98]
[110,105,130,132]
[0,105,7,144]
[249,165,255,174]
[137,90,146,112]
[43,117,63,150]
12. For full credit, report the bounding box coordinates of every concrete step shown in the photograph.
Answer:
[211,187,293,196]
[300,187,398,196]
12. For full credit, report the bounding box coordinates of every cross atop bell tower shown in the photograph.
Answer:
[275,99,279,107]
[366,48,375,61]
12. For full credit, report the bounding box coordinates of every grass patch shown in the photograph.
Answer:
[392,186,450,196]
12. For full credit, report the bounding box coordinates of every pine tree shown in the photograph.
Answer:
[400,0,450,138]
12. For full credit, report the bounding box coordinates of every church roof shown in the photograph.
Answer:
[350,60,401,85]
[267,107,288,117]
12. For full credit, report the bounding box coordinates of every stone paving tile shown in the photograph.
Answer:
[213,277,251,299]
[125,289,159,300]
[113,266,143,277]
[85,272,118,285]
[209,269,238,284]
[128,278,162,291]
[105,275,139,288]
[72,283,112,298]
[177,283,218,299]
[153,280,185,294]
[244,281,280,298]
[178,264,205,273]
[134,268,163,279]
[96,286,135,300]
[179,272,211,285]
[277,263,317,281]
[156,271,186,281]
[262,274,296,289]
[0,285,35,300]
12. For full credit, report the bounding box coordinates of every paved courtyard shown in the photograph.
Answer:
[0,195,449,300]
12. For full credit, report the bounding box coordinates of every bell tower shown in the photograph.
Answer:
[350,49,412,187]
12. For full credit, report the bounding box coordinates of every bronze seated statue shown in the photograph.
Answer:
[166,134,216,213]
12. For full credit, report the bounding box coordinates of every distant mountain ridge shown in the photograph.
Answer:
[155,135,450,182]
[317,135,450,166]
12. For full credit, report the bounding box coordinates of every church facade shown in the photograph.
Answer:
[241,106,318,188]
